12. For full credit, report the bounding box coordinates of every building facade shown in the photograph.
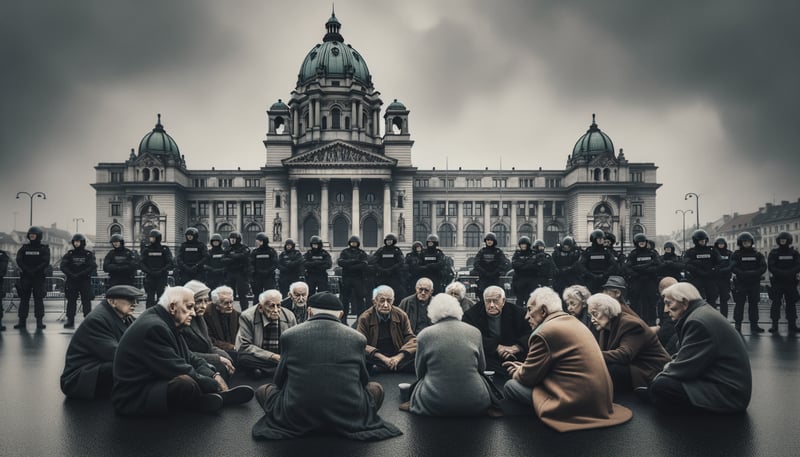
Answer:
[93,12,661,267]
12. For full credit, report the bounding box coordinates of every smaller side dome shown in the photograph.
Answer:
[270,99,289,111]
[386,99,407,111]
[138,114,180,157]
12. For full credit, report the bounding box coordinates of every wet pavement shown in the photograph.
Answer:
[0,300,798,457]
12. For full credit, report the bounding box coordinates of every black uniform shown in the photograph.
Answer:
[222,233,251,310]
[713,240,734,317]
[418,242,447,294]
[473,234,508,297]
[15,227,51,327]
[551,241,582,296]
[61,236,97,322]
[767,237,800,332]
[731,241,767,331]
[250,235,278,297]
[303,241,332,296]
[277,239,304,297]
[204,237,226,290]
[512,240,554,304]
[405,241,424,292]
[659,242,685,281]
[624,242,662,325]
[139,232,173,308]
[103,237,138,288]
[683,232,721,304]
[175,231,207,285]
[370,235,406,298]
[579,244,616,293]
[0,250,10,329]
[338,237,369,319]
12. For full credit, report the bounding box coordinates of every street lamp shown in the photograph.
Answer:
[684,192,700,229]
[16,191,47,227]
[675,209,694,252]
[73,217,85,233]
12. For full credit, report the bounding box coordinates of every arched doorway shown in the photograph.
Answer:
[333,215,349,247]
[363,215,378,248]
[438,223,455,248]
[302,216,320,247]
[545,222,562,247]
[217,223,233,241]
[518,223,534,242]
[464,223,482,248]
[243,223,261,247]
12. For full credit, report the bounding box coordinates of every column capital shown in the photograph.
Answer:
[351,178,361,187]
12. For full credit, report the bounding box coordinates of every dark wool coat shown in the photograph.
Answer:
[252,313,402,441]
[112,306,216,416]
[462,302,530,369]
[181,315,229,365]
[61,300,131,399]
[410,318,492,416]
[598,312,670,388]
[514,311,632,432]
[657,300,752,412]
[204,306,240,351]
[356,306,417,357]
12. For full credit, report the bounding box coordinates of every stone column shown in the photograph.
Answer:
[314,100,321,128]
[537,201,545,241]
[290,181,298,240]
[292,107,299,137]
[383,180,392,236]
[456,201,464,247]
[351,179,360,237]
[484,201,491,235]
[320,179,329,242]
[510,201,518,244]
[351,103,357,130]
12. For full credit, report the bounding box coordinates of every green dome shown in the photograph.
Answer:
[386,99,407,111]
[298,13,372,87]
[572,114,614,158]
[270,99,289,111]
[138,114,180,157]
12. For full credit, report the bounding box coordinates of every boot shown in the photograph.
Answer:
[64,319,75,329]
[750,323,764,333]
[734,322,742,332]
[36,318,46,330]
[769,320,780,334]
[13,319,26,329]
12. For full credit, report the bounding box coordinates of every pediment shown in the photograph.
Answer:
[131,153,165,167]
[588,154,618,168]
[283,141,397,167]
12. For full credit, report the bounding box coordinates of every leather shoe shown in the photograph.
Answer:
[64,320,75,329]
[14,320,26,329]
[255,384,275,407]
[195,393,224,413]
[751,325,765,333]
[219,385,254,406]
[398,401,410,412]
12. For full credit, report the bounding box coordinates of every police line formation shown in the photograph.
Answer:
[1,226,798,437]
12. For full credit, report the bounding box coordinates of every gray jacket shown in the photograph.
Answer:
[236,306,297,361]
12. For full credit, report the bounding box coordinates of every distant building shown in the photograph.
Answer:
[92,12,661,267]
[709,199,800,252]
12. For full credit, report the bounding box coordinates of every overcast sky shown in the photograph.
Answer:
[1,0,798,238]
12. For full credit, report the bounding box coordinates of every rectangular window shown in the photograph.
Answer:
[415,178,430,188]
[215,202,225,216]
[544,201,553,216]
[193,178,207,188]
[466,178,481,188]
[110,203,121,217]
[218,178,232,188]
[254,201,263,216]
[448,202,457,217]
[420,202,431,217]
[630,172,643,183]
[413,201,420,217]
[475,202,484,217]
[501,202,510,217]
[545,178,561,188]
[436,202,445,217]
[198,201,209,216]
[226,202,237,216]
[528,202,537,217]
[555,201,564,217]
[632,203,643,217]
[493,178,507,188]
[242,202,252,216]
[490,202,499,217]
[440,178,455,188]
[110,172,124,183]
[519,178,535,188]
[190,202,197,218]
[517,202,526,216]
[245,178,261,187]
[463,202,473,217]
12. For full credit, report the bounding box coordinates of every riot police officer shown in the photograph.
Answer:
[103,234,138,288]
[370,233,406,298]
[418,235,448,293]
[624,233,662,325]
[551,236,582,296]
[603,231,626,275]
[731,232,767,333]
[15,226,51,329]
[60,233,97,328]
[250,232,278,296]
[473,232,508,297]
[204,233,226,290]
[338,235,369,319]
[175,227,207,285]
[303,235,332,296]
[579,229,616,293]
[767,232,800,334]
[405,241,424,292]
[277,238,304,297]
[659,241,685,280]
[683,229,721,304]
[222,231,251,310]
[713,237,734,318]
[0,248,9,330]
[139,229,173,308]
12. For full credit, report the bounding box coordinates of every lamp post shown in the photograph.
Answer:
[16,191,47,227]
[684,192,700,229]
[73,217,85,233]
[675,209,694,252]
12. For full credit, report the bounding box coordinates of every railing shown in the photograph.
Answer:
[2,276,67,314]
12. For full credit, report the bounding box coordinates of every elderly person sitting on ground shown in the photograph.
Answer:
[281,281,309,324]
[462,285,530,377]
[236,289,297,378]
[112,286,253,415]
[204,286,240,358]
[182,280,236,381]
[641,282,752,414]
[445,281,475,312]
[399,277,435,334]
[356,285,417,373]
[586,293,670,394]
[562,285,594,333]
[502,287,632,432]
[407,293,497,417]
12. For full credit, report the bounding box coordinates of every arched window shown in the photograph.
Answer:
[492,223,509,247]
[275,116,285,134]
[333,216,349,247]
[217,223,233,240]
[518,223,534,241]
[302,216,319,247]
[109,224,122,237]
[331,108,341,129]
[438,223,455,248]
[243,223,261,247]
[152,168,160,181]
[413,223,428,245]
[603,168,611,181]
[632,224,645,236]
[392,116,402,134]
[544,222,562,247]
[142,168,150,181]
[363,216,378,247]
[464,224,482,248]
[593,168,601,181]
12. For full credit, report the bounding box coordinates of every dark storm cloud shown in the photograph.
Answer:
[0,0,234,177]
[463,0,799,171]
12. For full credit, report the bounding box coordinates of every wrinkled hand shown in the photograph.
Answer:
[502,361,522,377]
[386,353,406,371]
[220,357,235,375]
[497,344,520,361]
[214,373,229,391]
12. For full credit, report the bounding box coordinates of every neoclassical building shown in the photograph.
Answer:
[93,12,660,267]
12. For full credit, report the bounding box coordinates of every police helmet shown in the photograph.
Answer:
[309,235,322,246]
[590,229,605,245]
[664,241,678,252]
[228,231,242,243]
[210,233,223,244]
[256,232,269,243]
[633,233,648,245]
[110,234,125,245]
[533,239,546,250]
[284,238,296,249]
[714,237,727,249]
[604,232,617,245]
[517,236,532,247]
[384,233,398,245]
[561,236,575,248]
[426,234,439,246]
[185,227,199,240]
[71,233,86,247]
[27,226,43,242]
[691,229,709,245]
[412,240,423,251]
[348,235,361,246]
[148,229,162,244]
[484,232,497,243]
[736,232,754,248]
[776,231,793,246]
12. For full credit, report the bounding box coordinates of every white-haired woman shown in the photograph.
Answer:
[445,281,475,311]
[562,285,594,331]
[183,280,236,381]
[408,293,497,416]
[586,293,670,393]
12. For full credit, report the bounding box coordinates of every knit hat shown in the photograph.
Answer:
[307,292,343,311]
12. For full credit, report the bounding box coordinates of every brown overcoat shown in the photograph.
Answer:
[514,311,632,432]
[598,312,671,388]
[356,306,417,357]
[203,306,240,351]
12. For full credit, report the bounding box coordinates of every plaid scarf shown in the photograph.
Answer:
[261,320,280,353]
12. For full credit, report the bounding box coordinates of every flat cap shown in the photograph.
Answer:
[307,292,343,311]
[105,285,143,300]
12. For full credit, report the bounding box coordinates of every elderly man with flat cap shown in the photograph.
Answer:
[112,286,254,415]
[60,285,140,400]
[252,292,402,441]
